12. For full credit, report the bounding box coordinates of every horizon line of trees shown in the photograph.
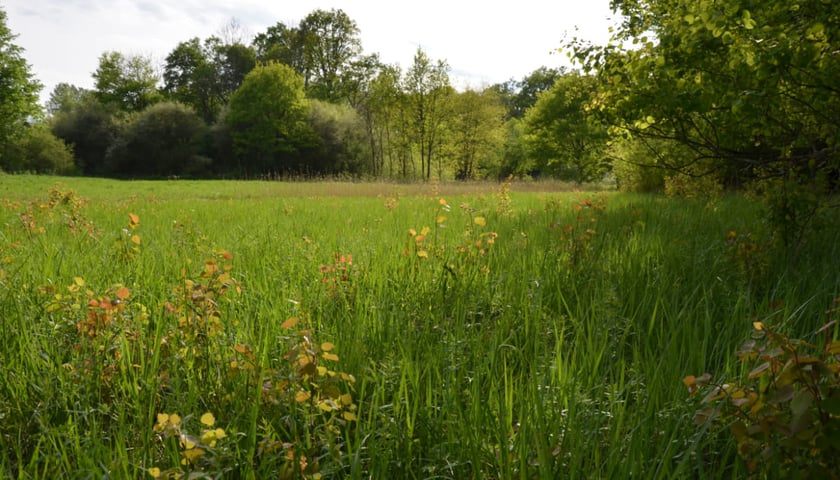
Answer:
[2,1,837,206]
[2,7,603,183]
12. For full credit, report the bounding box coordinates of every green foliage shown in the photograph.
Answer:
[447,88,506,180]
[490,66,564,120]
[93,51,162,112]
[226,63,315,175]
[299,8,362,102]
[104,102,210,177]
[46,83,91,116]
[162,38,222,123]
[686,316,840,478]
[523,72,610,183]
[0,7,42,163]
[50,97,122,175]
[568,0,840,235]
[405,48,452,180]
[302,100,369,175]
[607,136,679,192]
[2,126,75,174]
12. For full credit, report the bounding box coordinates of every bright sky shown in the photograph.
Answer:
[5,0,617,104]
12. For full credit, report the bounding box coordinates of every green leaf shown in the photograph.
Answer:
[790,388,813,416]
[821,398,840,415]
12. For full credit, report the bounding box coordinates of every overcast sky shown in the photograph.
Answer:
[5,0,617,104]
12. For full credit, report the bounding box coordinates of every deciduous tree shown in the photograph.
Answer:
[93,51,161,112]
[225,63,314,174]
[404,48,452,180]
[523,72,609,183]
[448,89,506,180]
[0,7,42,164]
[299,8,362,102]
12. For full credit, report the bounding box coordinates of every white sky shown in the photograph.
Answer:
[4,0,617,104]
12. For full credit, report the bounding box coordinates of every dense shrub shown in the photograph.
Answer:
[105,102,210,177]
[1,126,75,174]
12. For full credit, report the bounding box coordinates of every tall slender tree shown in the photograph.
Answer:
[404,48,452,180]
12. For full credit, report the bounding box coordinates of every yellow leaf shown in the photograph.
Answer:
[295,391,311,402]
[417,250,428,259]
[318,401,333,412]
[131,235,141,245]
[180,446,204,464]
[73,276,85,286]
[281,317,299,329]
[321,342,335,352]
[439,198,447,206]
[408,228,417,237]
[322,352,339,362]
[753,322,764,331]
[156,413,169,425]
[343,411,358,421]
[147,467,161,478]
[436,216,446,224]
[200,412,215,427]
[474,217,486,227]
[169,414,181,425]
[180,435,197,450]
[420,226,430,236]
[340,393,353,405]
[316,366,328,376]
[116,287,130,300]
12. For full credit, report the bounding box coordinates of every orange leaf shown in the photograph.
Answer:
[131,235,141,245]
[116,287,130,300]
[128,213,139,226]
[281,317,299,329]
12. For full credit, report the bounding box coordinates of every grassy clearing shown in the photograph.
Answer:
[0,175,837,478]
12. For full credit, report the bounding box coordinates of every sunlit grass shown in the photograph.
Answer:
[0,175,837,478]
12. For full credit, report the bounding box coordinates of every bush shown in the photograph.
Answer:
[51,98,122,175]
[1,127,75,174]
[685,311,840,478]
[105,102,210,177]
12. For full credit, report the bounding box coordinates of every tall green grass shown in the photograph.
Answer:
[0,175,837,478]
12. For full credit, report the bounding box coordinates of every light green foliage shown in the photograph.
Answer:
[303,99,369,174]
[447,88,506,180]
[93,51,162,112]
[568,0,840,187]
[523,72,610,183]
[405,48,453,180]
[0,7,42,163]
[2,126,75,174]
[225,63,315,174]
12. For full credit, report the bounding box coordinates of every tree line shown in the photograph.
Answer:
[0,8,606,182]
[2,2,837,198]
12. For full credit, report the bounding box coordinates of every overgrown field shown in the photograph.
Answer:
[1,175,838,479]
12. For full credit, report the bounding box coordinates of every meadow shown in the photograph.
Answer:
[1,175,838,479]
